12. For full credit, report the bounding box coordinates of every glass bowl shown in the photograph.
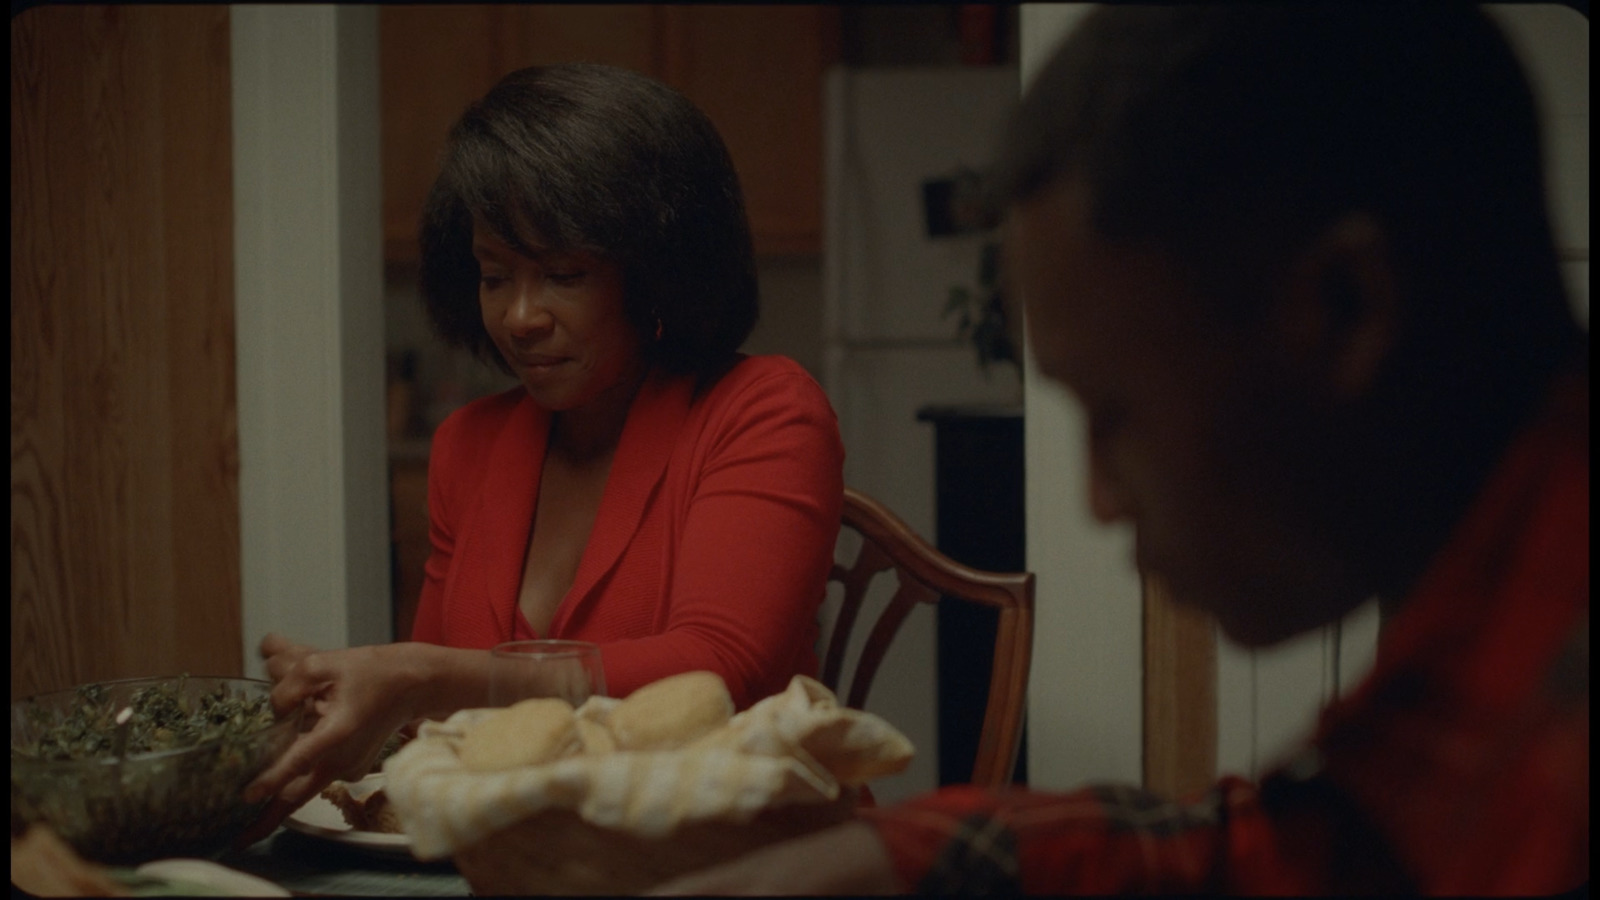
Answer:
[10,675,301,865]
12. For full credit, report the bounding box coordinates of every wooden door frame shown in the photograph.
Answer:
[1142,574,1217,799]
[12,6,241,699]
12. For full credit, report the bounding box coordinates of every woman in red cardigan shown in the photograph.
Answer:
[239,64,844,839]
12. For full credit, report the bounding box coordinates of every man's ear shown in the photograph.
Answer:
[1272,213,1400,401]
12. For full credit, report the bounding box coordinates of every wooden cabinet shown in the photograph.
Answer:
[379,5,838,262]
[919,406,1029,786]
[378,9,502,264]
[656,7,837,256]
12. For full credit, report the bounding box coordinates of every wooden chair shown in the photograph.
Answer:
[822,487,1035,788]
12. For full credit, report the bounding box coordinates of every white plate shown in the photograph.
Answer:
[121,859,293,897]
[283,775,413,859]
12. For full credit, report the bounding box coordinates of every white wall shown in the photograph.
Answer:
[1019,4,1145,792]
[233,6,390,673]
[1216,601,1380,778]
[1489,4,1590,325]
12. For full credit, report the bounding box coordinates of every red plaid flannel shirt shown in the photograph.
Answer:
[860,367,1589,895]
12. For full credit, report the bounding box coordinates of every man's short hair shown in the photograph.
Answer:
[988,5,1569,345]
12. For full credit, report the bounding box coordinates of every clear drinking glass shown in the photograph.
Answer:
[487,640,607,708]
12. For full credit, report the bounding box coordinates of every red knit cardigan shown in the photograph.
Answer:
[410,355,846,709]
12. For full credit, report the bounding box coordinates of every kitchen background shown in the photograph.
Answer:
[13,4,1587,807]
[382,3,1592,803]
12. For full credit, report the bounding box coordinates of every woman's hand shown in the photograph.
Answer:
[648,822,902,895]
[234,634,424,847]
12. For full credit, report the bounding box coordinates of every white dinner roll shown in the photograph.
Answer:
[574,718,617,755]
[458,698,578,772]
[609,671,734,751]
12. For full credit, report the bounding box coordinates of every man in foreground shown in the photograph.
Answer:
[658,6,1588,894]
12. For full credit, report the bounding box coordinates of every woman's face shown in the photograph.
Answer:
[473,224,646,413]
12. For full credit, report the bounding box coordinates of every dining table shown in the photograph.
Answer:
[212,826,470,897]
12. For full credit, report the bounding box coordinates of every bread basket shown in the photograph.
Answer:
[383,675,911,895]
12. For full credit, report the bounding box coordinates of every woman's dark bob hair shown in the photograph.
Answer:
[419,63,759,380]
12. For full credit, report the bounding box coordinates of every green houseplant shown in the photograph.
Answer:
[943,240,1020,375]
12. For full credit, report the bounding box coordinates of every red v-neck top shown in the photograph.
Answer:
[511,606,538,642]
[410,355,845,710]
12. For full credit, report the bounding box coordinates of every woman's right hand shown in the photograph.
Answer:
[234,634,424,847]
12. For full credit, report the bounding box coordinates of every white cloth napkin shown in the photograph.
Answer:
[383,675,913,860]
